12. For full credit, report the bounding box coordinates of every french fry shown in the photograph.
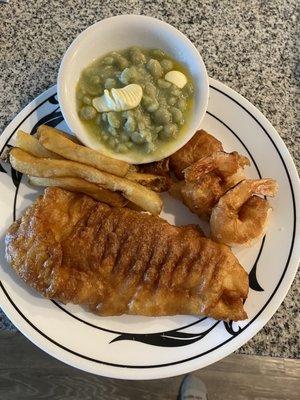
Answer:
[28,176,127,207]
[37,125,129,177]
[35,126,80,144]
[15,130,62,159]
[10,148,162,215]
[126,172,170,192]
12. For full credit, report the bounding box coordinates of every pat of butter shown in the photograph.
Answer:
[164,70,187,89]
[93,84,143,112]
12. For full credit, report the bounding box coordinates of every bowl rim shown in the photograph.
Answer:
[57,14,209,164]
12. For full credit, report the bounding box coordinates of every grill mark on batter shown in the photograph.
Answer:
[168,240,197,290]
[202,250,226,310]
[60,206,98,271]
[90,208,114,270]
[94,208,121,269]
[115,217,156,280]
[126,229,173,309]
[168,226,203,288]
[116,237,157,313]
[110,212,139,276]
[151,237,176,290]
[88,205,113,271]
[101,212,161,313]
[159,234,184,288]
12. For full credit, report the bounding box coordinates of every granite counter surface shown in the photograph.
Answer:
[0,0,299,358]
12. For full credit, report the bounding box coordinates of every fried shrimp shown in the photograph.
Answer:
[210,178,278,247]
[169,130,224,179]
[170,151,250,219]
[184,151,250,185]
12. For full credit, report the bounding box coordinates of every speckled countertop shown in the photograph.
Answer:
[0,1,299,358]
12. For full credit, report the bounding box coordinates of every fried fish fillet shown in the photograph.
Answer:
[5,188,248,321]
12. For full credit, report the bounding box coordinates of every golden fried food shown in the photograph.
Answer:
[139,158,170,176]
[15,130,61,159]
[5,187,248,320]
[126,171,170,192]
[38,125,129,177]
[170,151,250,219]
[170,178,225,220]
[211,179,278,246]
[137,158,173,191]
[35,126,80,143]
[10,148,162,215]
[28,176,127,207]
[184,151,249,184]
[169,129,224,179]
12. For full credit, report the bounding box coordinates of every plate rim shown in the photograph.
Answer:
[0,78,299,379]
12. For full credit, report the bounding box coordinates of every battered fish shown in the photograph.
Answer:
[5,188,248,321]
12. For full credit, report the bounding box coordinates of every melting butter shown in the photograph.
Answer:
[164,70,187,89]
[93,84,143,112]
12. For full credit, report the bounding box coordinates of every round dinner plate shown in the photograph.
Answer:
[0,78,299,380]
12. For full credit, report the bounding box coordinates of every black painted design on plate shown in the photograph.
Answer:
[110,321,220,347]
[10,167,22,188]
[0,85,296,369]
[248,236,266,291]
[48,94,59,105]
[223,321,242,336]
[10,164,23,221]
[0,163,6,174]
[30,106,63,135]
[0,94,58,157]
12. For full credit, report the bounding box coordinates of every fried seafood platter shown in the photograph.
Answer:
[3,125,278,322]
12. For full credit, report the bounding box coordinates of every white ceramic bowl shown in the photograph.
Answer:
[58,15,209,164]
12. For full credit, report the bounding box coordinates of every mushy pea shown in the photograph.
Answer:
[76,47,194,155]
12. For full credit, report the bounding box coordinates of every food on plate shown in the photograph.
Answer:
[139,158,170,176]
[37,125,129,177]
[138,158,173,190]
[76,47,194,154]
[5,187,249,321]
[93,84,143,112]
[184,151,249,184]
[9,147,162,215]
[125,171,170,192]
[15,130,62,159]
[210,179,278,246]
[169,129,223,179]
[168,130,277,243]
[36,127,81,144]
[29,176,127,206]
[170,151,250,219]
[164,70,187,88]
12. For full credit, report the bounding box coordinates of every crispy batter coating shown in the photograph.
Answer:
[138,159,173,191]
[5,188,248,320]
[211,179,278,246]
[169,129,223,179]
[170,151,250,219]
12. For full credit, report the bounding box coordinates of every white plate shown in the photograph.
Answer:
[0,78,299,380]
